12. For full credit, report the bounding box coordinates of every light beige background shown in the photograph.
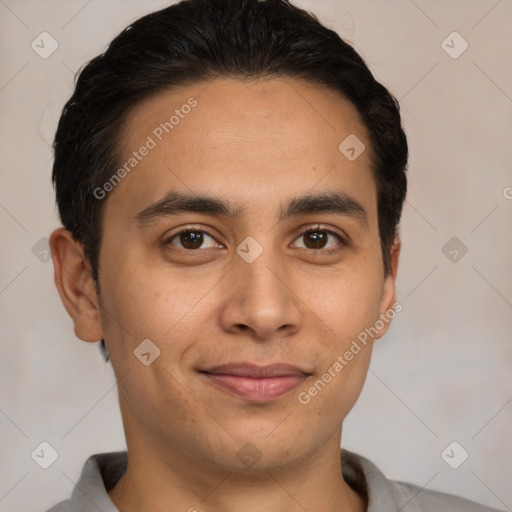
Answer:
[0,1,511,511]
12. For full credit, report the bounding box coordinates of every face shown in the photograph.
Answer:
[54,77,399,472]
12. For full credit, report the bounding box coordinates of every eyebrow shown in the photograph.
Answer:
[134,190,368,228]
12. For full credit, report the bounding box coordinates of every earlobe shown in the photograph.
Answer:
[49,227,104,343]
[375,236,401,340]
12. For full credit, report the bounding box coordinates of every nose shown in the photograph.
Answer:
[218,248,302,341]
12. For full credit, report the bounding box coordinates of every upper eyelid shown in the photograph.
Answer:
[164,224,347,248]
[163,225,221,244]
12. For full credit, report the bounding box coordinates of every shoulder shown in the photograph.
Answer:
[45,500,70,512]
[340,449,505,512]
[43,451,127,512]
[387,477,505,512]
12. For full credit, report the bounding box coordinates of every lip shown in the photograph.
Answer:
[199,363,310,402]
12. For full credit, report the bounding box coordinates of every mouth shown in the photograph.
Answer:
[198,363,311,402]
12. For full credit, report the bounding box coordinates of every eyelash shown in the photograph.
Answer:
[162,224,348,254]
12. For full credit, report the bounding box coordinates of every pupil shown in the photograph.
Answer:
[181,231,203,249]
[178,231,327,250]
[306,231,326,249]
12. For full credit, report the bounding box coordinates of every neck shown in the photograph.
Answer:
[108,433,367,512]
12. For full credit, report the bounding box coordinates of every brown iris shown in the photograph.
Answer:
[303,230,327,249]
[179,231,204,249]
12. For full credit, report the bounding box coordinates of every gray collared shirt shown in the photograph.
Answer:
[46,449,505,512]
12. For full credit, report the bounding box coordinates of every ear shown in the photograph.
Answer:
[374,236,401,341]
[49,227,104,342]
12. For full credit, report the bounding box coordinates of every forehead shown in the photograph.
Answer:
[123,77,367,150]
[104,77,377,224]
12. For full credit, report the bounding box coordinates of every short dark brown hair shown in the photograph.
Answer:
[51,0,408,360]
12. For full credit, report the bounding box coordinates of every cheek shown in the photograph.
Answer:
[296,266,383,408]
[98,264,212,427]
[305,265,383,346]
[100,252,183,335]
[97,254,223,371]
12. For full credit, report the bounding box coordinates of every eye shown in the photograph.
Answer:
[164,228,220,250]
[292,225,346,252]
[163,224,347,253]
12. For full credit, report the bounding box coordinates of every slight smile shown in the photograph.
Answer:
[199,363,312,402]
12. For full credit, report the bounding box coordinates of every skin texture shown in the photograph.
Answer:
[50,77,400,512]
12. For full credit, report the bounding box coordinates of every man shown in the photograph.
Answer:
[46,0,504,510]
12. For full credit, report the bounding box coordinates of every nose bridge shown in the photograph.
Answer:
[242,249,284,301]
[220,235,300,339]
[238,238,288,311]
